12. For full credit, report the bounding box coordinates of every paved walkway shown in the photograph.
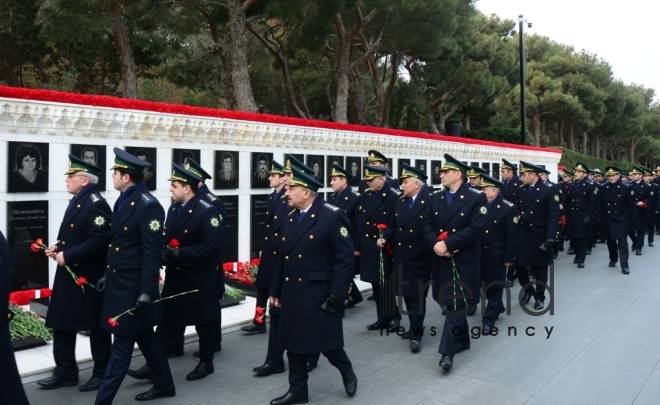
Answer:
[23,241,660,404]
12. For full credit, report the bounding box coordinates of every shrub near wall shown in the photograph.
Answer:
[557,147,633,172]
[463,127,534,145]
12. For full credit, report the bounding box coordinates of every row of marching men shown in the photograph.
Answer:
[556,163,660,273]
[29,148,228,404]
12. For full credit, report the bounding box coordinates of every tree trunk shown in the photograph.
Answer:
[349,68,368,125]
[334,32,352,123]
[465,113,470,130]
[228,1,257,112]
[582,131,588,154]
[530,110,542,146]
[558,121,564,147]
[593,133,600,159]
[568,126,575,150]
[108,0,137,99]
[425,108,439,134]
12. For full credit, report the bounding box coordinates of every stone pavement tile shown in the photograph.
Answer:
[428,376,532,405]
[314,379,426,405]
[525,371,639,405]
[599,317,660,350]
[466,356,561,395]
[633,390,660,405]
[516,325,593,354]
[187,379,288,405]
[491,341,577,371]
[619,291,660,322]
[539,317,608,340]
[414,400,453,405]
[642,368,660,393]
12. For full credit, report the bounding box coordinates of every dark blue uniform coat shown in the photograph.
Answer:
[600,179,638,240]
[199,185,226,298]
[270,196,354,354]
[422,182,487,307]
[46,186,111,331]
[100,183,165,335]
[161,193,221,326]
[565,178,598,239]
[327,186,360,249]
[629,181,654,231]
[479,194,519,286]
[515,181,560,267]
[358,176,399,194]
[502,175,523,203]
[383,187,432,298]
[255,188,289,289]
[356,182,400,283]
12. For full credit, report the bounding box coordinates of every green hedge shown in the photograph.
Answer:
[556,147,633,171]
[463,127,534,145]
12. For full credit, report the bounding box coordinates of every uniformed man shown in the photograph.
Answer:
[654,165,660,233]
[514,161,560,311]
[242,161,287,335]
[95,148,174,404]
[268,168,357,405]
[421,154,487,372]
[627,167,653,255]
[564,162,598,268]
[357,165,401,332]
[643,168,659,247]
[328,164,362,308]
[0,230,30,405]
[357,150,399,194]
[600,167,638,274]
[378,164,431,352]
[501,159,522,286]
[477,175,518,335]
[38,156,112,392]
[591,169,606,244]
[467,165,488,190]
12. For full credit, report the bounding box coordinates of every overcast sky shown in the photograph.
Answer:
[476,0,660,100]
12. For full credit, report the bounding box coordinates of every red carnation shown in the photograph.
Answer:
[376,224,387,230]
[30,242,41,252]
[108,317,119,327]
[168,238,180,248]
[386,245,394,255]
[35,238,44,246]
[251,258,261,267]
[76,276,87,287]
[641,202,648,208]
[255,306,266,325]
[438,231,449,241]
[158,274,163,281]
[222,263,233,272]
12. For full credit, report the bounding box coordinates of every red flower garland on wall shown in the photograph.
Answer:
[9,288,52,306]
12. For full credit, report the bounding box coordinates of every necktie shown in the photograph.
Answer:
[408,198,413,211]
[528,185,534,195]
[177,204,185,218]
[297,210,305,226]
[446,192,455,206]
[335,193,341,205]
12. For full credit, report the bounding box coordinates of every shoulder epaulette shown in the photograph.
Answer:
[205,193,217,202]
[433,189,443,194]
[390,188,401,196]
[323,203,339,211]
[140,193,156,204]
[468,187,481,193]
[198,199,212,209]
[351,189,360,197]
[90,193,102,203]
[502,199,514,207]
[287,209,296,216]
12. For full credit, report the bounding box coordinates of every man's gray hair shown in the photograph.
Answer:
[79,171,99,184]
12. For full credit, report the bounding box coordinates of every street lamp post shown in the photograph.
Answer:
[519,15,527,146]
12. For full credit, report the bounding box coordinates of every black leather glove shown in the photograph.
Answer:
[162,247,179,265]
[135,293,152,311]
[97,276,107,292]
[544,239,555,248]
[582,216,591,226]
[321,295,344,314]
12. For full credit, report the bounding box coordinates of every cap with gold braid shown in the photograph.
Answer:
[363,164,388,180]
[562,169,574,177]
[467,165,488,179]
[604,166,620,176]
[629,167,644,175]
[184,158,212,181]
[330,164,352,180]
[518,161,547,174]
[268,160,285,175]
[655,165,660,173]
[574,162,589,173]
[399,163,428,182]
[367,150,388,164]
[110,147,152,172]
[65,154,103,175]
[288,166,323,192]
[283,154,313,175]
[502,159,518,172]
[440,154,469,174]
[168,163,204,185]
[479,174,504,190]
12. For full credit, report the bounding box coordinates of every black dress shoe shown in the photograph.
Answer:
[367,294,375,301]
[649,242,655,247]
[522,291,533,305]
[270,392,309,405]
[577,263,585,268]
[439,355,453,371]
[636,250,642,256]
[37,375,78,389]
[467,305,477,316]
[254,363,285,376]
[573,257,578,264]
[167,348,183,358]
[306,362,318,372]
[482,324,492,335]
[241,322,266,334]
[622,267,630,275]
[566,249,575,255]
[534,299,544,310]
[186,361,214,381]
[552,252,558,260]
[506,279,514,288]
[586,250,592,255]
[79,376,102,392]
[410,340,421,352]
[609,261,617,267]
[135,385,176,401]
[557,245,564,251]
[366,320,388,331]
[193,343,221,357]
[342,369,358,397]
[455,342,470,354]
[598,239,606,243]
[401,330,412,339]
[387,318,401,333]
[127,365,153,381]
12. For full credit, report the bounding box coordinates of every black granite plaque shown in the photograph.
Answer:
[431,160,443,185]
[345,157,361,187]
[70,144,107,191]
[173,148,200,167]
[251,153,272,189]
[125,147,157,191]
[221,195,238,262]
[214,151,239,190]
[250,194,270,260]
[7,201,49,291]
[306,155,324,185]
[7,142,49,193]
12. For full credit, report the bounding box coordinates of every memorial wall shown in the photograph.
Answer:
[0,86,562,293]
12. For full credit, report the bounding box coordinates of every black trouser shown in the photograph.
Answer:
[607,238,629,269]
[53,329,111,379]
[574,237,588,264]
[403,295,427,342]
[159,322,216,362]
[481,285,505,327]
[506,266,516,281]
[648,222,655,244]
[516,265,548,301]
[371,280,400,323]
[438,311,469,357]
[264,310,285,366]
[286,349,352,397]
[214,303,222,345]
[95,329,174,405]
[348,278,362,302]
[629,230,644,251]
